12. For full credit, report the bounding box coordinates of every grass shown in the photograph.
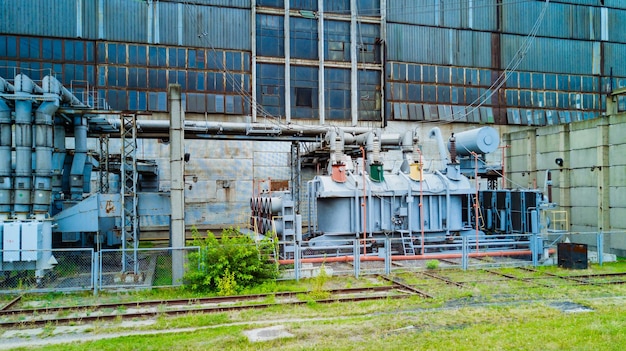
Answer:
[5,262,626,350]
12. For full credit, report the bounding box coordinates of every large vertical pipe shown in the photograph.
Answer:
[0,98,11,219]
[318,0,325,124]
[284,0,291,123]
[70,116,88,200]
[33,100,59,218]
[169,84,185,285]
[52,116,66,205]
[13,74,36,218]
[350,0,358,126]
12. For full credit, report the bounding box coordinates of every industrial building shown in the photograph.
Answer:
[1,0,626,283]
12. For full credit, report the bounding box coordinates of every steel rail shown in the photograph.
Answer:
[0,290,415,329]
[0,286,396,318]
[420,271,466,288]
[0,295,22,311]
[376,275,434,299]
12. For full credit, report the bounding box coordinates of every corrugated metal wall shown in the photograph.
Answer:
[103,0,149,43]
[502,1,600,40]
[0,0,78,38]
[387,24,492,68]
[501,35,596,75]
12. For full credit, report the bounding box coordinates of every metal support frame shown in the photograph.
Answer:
[99,134,110,194]
[290,141,301,214]
[120,113,139,274]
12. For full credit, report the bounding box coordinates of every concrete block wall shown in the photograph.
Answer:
[504,114,626,255]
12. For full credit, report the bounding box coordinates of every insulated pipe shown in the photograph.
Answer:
[106,118,373,137]
[400,130,415,164]
[14,76,36,218]
[0,98,11,218]
[41,75,85,107]
[428,127,450,165]
[52,115,67,202]
[33,100,59,217]
[70,116,88,200]
[0,76,15,92]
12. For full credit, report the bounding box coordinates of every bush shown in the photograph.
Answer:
[183,227,279,293]
[425,259,440,270]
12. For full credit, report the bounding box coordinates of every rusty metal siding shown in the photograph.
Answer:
[0,0,77,38]
[501,35,594,75]
[387,24,491,68]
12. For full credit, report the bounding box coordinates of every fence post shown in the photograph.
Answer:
[353,239,360,278]
[462,236,468,271]
[384,237,391,275]
[93,249,99,296]
[531,233,538,267]
[597,232,604,266]
[294,243,300,281]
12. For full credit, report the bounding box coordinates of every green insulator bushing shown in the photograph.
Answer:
[369,163,384,182]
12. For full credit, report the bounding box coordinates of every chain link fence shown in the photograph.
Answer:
[97,247,199,291]
[0,248,94,293]
[1,232,625,294]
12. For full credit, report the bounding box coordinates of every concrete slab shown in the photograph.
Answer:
[243,325,294,342]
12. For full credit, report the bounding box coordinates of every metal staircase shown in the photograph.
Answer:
[399,230,415,255]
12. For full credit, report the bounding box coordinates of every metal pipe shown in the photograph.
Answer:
[52,116,67,203]
[0,98,11,219]
[277,248,556,264]
[428,127,450,165]
[70,116,88,200]
[14,94,34,218]
[33,100,59,218]
[106,118,373,137]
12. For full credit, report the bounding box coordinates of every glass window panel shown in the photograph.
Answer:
[86,42,94,62]
[137,68,146,87]
[207,50,221,70]
[189,50,196,68]
[215,95,225,113]
[42,39,52,60]
[128,45,138,65]
[19,38,30,58]
[117,67,127,87]
[7,37,17,57]
[129,90,138,110]
[74,41,84,61]
[138,91,147,110]
[225,95,235,113]
[128,68,138,88]
[107,43,116,63]
[157,92,167,111]
[149,47,158,66]
[97,42,106,63]
[137,45,146,65]
[87,65,94,85]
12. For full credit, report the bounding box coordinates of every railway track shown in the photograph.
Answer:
[419,271,466,288]
[482,269,554,288]
[0,285,424,328]
[517,267,626,286]
[0,295,22,311]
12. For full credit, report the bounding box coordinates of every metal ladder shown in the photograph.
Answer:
[399,230,415,255]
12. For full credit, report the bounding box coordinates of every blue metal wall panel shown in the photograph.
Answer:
[82,0,99,40]
[387,24,491,68]
[190,0,250,7]
[608,9,626,44]
[604,43,626,77]
[104,0,149,42]
[502,1,600,40]
[387,0,495,30]
[0,0,77,38]
[158,2,180,45]
[502,35,594,75]
[182,6,251,50]
[605,0,626,10]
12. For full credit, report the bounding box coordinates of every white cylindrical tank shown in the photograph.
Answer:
[451,127,499,156]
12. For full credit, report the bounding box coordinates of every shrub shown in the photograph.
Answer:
[183,227,278,293]
[425,259,440,270]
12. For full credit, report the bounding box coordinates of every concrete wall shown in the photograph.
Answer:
[504,114,626,255]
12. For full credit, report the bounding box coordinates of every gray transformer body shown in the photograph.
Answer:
[309,171,474,245]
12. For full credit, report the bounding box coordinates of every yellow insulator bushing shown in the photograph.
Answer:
[409,163,422,181]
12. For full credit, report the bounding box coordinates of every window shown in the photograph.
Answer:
[295,87,312,107]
